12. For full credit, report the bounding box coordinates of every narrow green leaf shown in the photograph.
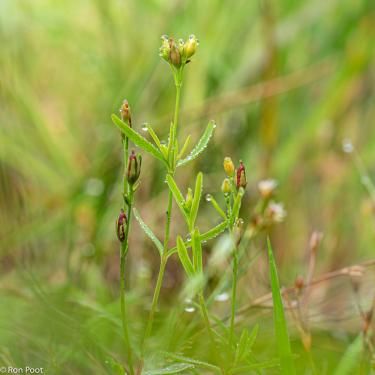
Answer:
[228,358,280,374]
[167,221,228,258]
[235,324,259,364]
[133,208,163,256]
[144,363,194,375]
[235,329,249,364]
[246,324,259,352]
[177,236,194,277]
[146,126,162,150]
[192,228,203,274]
[267,238,295,375]
[177,120,216,167]
[209,196,227,221]
[333,334,363,375]
[111,114,167,166]
[160,352,221,372]
[166,174,190,223]
[190,172,203,229]
[200,221,228,242]
[177,135,191,160]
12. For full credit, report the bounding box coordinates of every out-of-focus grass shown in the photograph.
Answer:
[1,0,375,373]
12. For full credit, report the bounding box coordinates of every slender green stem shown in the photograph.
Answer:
[123,137,129,195]
[120,244,134,375]
[120,174,135,374]
[141,183,173,353]
[198,292,216,347]
[229,246,239,347]
[168,70,182,168]
[141,68,183,359]
[198,292,225,372]
[142,252,168,347]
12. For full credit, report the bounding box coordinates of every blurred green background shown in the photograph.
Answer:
[1,0,375,373]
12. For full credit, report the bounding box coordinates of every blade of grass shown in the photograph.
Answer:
[267,237,296,375]
[333,334,363,375]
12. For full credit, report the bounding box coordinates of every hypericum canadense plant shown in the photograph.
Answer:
[111,34,290,374]
[115,100,142,375]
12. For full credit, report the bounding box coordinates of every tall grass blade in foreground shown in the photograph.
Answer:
[333,334,363,375]
[267,237,296,375]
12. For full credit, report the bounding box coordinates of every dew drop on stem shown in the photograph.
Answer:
[205,193,212,202]
[141,123,149,131]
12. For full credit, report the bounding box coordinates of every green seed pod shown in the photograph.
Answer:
[221,178,231,195]
[233,218,244,246]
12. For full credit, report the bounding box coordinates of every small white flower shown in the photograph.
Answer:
[258,179,278,198]
[266,201,286,223]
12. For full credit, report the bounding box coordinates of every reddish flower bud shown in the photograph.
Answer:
[116,209,127,242]
[119,100,132,127]
[236,161,247,189]
[127,150,142,185]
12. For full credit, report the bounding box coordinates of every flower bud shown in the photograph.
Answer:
[119,99,132,127]
[159,35,170,62]
[236,161,247,189]
[233,218,244,246]
[169,38,181,67]
[265,201,286,223]
[258,179,277,199]
[221,178,231,195]
[184,34,198,59]
[185,188,193,211]
[223,157,235,177]
[116,209,127,242]
[127,150,142,185]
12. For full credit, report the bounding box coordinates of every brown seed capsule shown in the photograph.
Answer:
[127,150,142,185]
[169,38,181,67]
[116,209,127,242]
[236,161,247,189]
[119,100,132,127]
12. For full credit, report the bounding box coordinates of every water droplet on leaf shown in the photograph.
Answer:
[215,292,229,302]
[342,139,354,154]
[184,306,195,313]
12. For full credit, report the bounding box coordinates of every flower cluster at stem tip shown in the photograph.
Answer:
[222,157,247,192]
[159,34,199,68]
